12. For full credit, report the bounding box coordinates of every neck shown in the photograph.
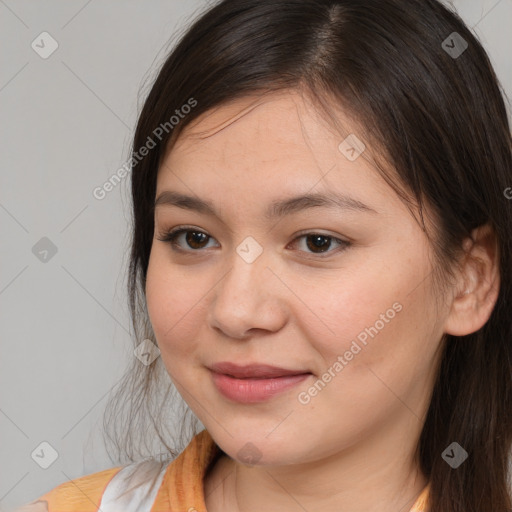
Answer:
[205,408,428,512]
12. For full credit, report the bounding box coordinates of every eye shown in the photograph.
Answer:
[156,226,351,257]
[156,226,218,251]
[288,232,351,257]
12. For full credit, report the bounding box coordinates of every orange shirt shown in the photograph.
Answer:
[18,429,430,512]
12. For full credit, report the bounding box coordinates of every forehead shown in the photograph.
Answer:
[156,90,408,219]
[170,90,354,156]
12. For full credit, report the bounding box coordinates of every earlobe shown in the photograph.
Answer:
[443,223,500,337]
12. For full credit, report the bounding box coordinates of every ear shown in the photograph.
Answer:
[443,223,500,336]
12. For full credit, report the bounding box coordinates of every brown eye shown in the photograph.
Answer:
[184,230,209,249]
[305,234,333,253]
[157,227,350,258]
[156,227,218,251]
[290,232,351,257]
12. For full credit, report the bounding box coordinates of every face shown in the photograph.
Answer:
[145,90,448,466]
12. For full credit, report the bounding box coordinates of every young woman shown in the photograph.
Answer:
[18,0,512,510]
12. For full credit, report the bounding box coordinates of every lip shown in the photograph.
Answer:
[209,362,312,403]
[210,361,311,379]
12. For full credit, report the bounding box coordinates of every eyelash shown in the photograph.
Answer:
[156,226,351,258]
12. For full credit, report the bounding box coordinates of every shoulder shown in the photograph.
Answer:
[16,430,218,512]
[15,465,123,512]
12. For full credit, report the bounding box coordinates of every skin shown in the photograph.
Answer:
[145,89,500,512]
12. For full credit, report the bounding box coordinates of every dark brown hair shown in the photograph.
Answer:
[103,0,512,509]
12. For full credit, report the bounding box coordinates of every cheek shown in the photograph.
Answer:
[292,276,437,430]
[145,250,208,362]
[293,252,434,377]
[294,270,400,352]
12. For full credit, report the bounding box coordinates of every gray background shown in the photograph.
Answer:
[1,0,511,509]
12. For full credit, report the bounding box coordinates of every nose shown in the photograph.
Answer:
[208,247,289,339]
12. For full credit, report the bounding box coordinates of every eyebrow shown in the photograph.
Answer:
[154,190,378,219]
